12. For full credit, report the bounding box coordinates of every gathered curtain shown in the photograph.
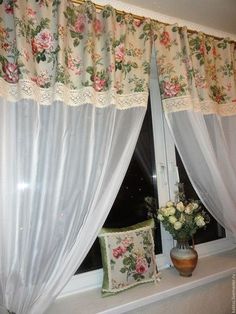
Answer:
[0,1,152,314]
[153,24,236,236]
[1,0,236,313]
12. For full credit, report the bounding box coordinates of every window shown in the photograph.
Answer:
[70,63,235,290]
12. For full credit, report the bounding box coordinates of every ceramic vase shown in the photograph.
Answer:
[170,239,198,277]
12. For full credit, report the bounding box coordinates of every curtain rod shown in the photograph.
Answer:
[71,0,235,43]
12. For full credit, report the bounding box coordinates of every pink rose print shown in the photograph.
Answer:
[31,29,53,54]
[93,19,102,34]
[23,50,30,62]
[75,16,86,33]
[199,43,205,55]
[135,258,148,274]
[3,62,19,83]
[134,20,142,27]
[115,44,125,62]
[93,76,106,91]
[112,246,126,259]
[31,71,50,87]
[160,31,170,47]
[107,64,115,73]
[1,43,10,51]
[163,81,181,97]
[226,83,232,91]
[5,3,14,14]
[212,46,217,57]
[26,7,36,19]
[67,55,76,71]
[121,237,133,248]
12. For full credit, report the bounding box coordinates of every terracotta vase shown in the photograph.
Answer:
[170,239,198,277]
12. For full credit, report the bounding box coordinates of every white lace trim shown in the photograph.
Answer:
[163,95,236,116]
[0,78,148,109]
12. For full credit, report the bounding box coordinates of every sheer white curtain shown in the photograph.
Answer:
[165,110,236,236]
[153,23,236,237]
[0,98,146,314]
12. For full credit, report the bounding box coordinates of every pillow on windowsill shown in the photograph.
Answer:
[98,219,158,296]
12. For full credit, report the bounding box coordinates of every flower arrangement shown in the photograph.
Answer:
[157,186,210,241]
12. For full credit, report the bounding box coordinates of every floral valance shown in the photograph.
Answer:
[153,24,236,116]
[0,0,152,108]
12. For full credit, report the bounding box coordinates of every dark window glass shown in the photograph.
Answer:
[175,149,225,244]
[76,100,161,274]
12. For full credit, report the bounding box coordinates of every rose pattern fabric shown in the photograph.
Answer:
[99,220,158,296]
[0,0,152,108]
[106,229,155,290]
[153,23,236,116]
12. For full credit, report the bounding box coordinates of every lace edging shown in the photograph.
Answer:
[0,79,148,109]
[163,95,236,116]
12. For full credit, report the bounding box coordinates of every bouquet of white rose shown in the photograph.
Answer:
[157,198,209,241]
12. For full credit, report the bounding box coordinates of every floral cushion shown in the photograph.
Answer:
[98,219,158,296]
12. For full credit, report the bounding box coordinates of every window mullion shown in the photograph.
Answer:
[150,54,173,266]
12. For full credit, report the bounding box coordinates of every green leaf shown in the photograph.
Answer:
[120,267,126,273]
[86,66,94,75]
[36,25,42,34]
[172,26,178,32]
[41,53,46,62]
[143,24,151,32]
[70,30,78,39]
[114,40,120,47]
[116,15,122,23]
[73,39,80,47]
[123,257,131,266]
[196,53,202,61]
[115,62,122,71]
[102,9,111,19]
[36,55,41,63]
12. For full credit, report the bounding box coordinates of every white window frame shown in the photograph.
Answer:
[59,53,236,297]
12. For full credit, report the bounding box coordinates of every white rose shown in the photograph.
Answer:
[166,201,174,207]
[158,207,164,214]
[169,216,177,224]
[179,213,185,223]
[195,215,206,227]
[162,207,171,217]
[168,206,176,215]
[176,201,185,212]
[193,202,199,210]
[157,213,164,221]
[185,204,194,214]
[174,221,182,230]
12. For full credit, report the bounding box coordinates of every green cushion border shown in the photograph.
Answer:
[99,218,155,236]
[98,219,156,297]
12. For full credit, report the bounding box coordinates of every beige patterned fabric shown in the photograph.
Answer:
[98,219,158,296]
[153,23,236,116]
[0,0,152,108]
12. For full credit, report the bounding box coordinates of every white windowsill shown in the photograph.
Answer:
[47,249,236,314]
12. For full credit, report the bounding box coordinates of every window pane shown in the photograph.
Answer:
[76,101,161,274]
[175,148,225,244]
